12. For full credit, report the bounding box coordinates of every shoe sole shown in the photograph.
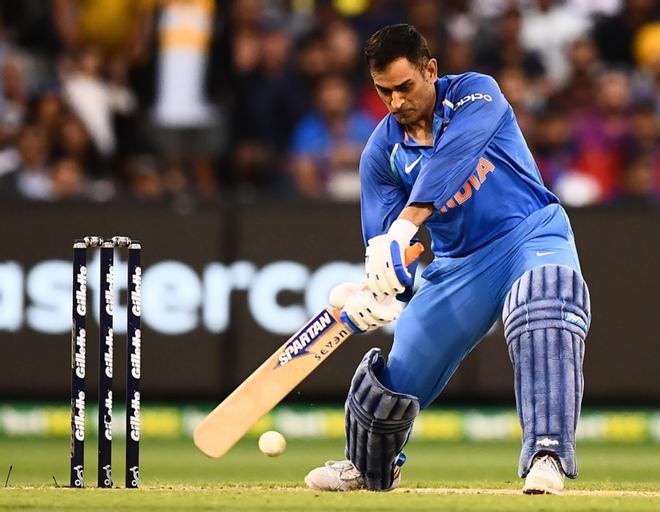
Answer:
[523,486,563,495]
[523,479,563,495]
[304,470,401,492]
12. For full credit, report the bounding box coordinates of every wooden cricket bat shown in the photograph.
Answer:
[193,243,424,458]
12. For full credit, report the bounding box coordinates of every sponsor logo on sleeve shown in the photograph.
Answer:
[455,92,493,110]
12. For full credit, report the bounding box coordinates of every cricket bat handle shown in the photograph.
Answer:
[403,241,425,266]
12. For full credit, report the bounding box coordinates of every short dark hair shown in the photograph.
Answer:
[364,24,431,71]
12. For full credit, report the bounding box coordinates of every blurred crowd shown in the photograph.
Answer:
[0,0,658,205]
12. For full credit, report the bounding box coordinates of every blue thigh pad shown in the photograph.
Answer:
[503,264,590,478]
[345,348,420,490]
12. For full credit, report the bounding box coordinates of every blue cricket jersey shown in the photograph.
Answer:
[360,72,561,258]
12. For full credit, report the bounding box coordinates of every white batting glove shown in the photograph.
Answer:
[329,282,402,333]
[329,282,363,309]
[365,219,418,301]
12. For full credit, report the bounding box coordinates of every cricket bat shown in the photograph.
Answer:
[193,242,424,458]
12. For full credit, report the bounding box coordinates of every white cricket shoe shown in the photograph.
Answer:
[304,460,401,492]
[523,454,565,495]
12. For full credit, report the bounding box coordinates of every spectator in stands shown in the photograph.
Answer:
[55,114,94,176]
[592,0,659,66]
[558,37,603,112]
[521,0,591,87]
[404,0,447,57]
[0,54,28,148]
[54,113,115,200]
[225,0,277,194]
[0,125,52,200]
[621,104,660,203]
[351,0,404,45]
[496,66,538,138]
[51,156,85,199]
[289,74,375,201]
[234,22,300,193]
[622,154,658,203]
[0,1,62,59]
[629,104,658,157]
[31,90,65,141]
[570,69,634,203]
[325,20,361,84]
[0,2,63,93]
[567,0,621,17]
[125,155,164,201]
[475,7,546,80]
[533,108,578,190]
[149,0,227,198]
[443,0,481,43]
[632,21,660,115]
[438,37,476,76]
[53,0,153,66]
[61,45,136,160]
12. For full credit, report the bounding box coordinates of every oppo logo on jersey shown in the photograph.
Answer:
[454,92,493,109]
[439,157,495,214]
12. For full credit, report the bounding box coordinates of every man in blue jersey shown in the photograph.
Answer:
[304,24,591,495]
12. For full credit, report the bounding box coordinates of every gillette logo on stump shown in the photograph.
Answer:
[128,391,141,442]
[103,390,113,440]
[131,267,142,317]
[72,391,85,441]
[73,328,86,378]
[75,266,87,316]
[130,329,141,379]
[104,265,114,315]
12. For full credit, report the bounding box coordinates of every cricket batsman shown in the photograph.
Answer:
[304,24,590,495]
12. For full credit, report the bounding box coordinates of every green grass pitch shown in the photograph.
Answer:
[0,437,659,510]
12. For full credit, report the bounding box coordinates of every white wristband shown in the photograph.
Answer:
[387,219,418,246]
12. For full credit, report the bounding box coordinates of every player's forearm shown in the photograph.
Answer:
[381,204,432,250]
[398,204,434,227]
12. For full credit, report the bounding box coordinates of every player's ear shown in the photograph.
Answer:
[425,58,438,82]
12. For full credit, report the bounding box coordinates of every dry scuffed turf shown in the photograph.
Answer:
[0,437,659,510]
